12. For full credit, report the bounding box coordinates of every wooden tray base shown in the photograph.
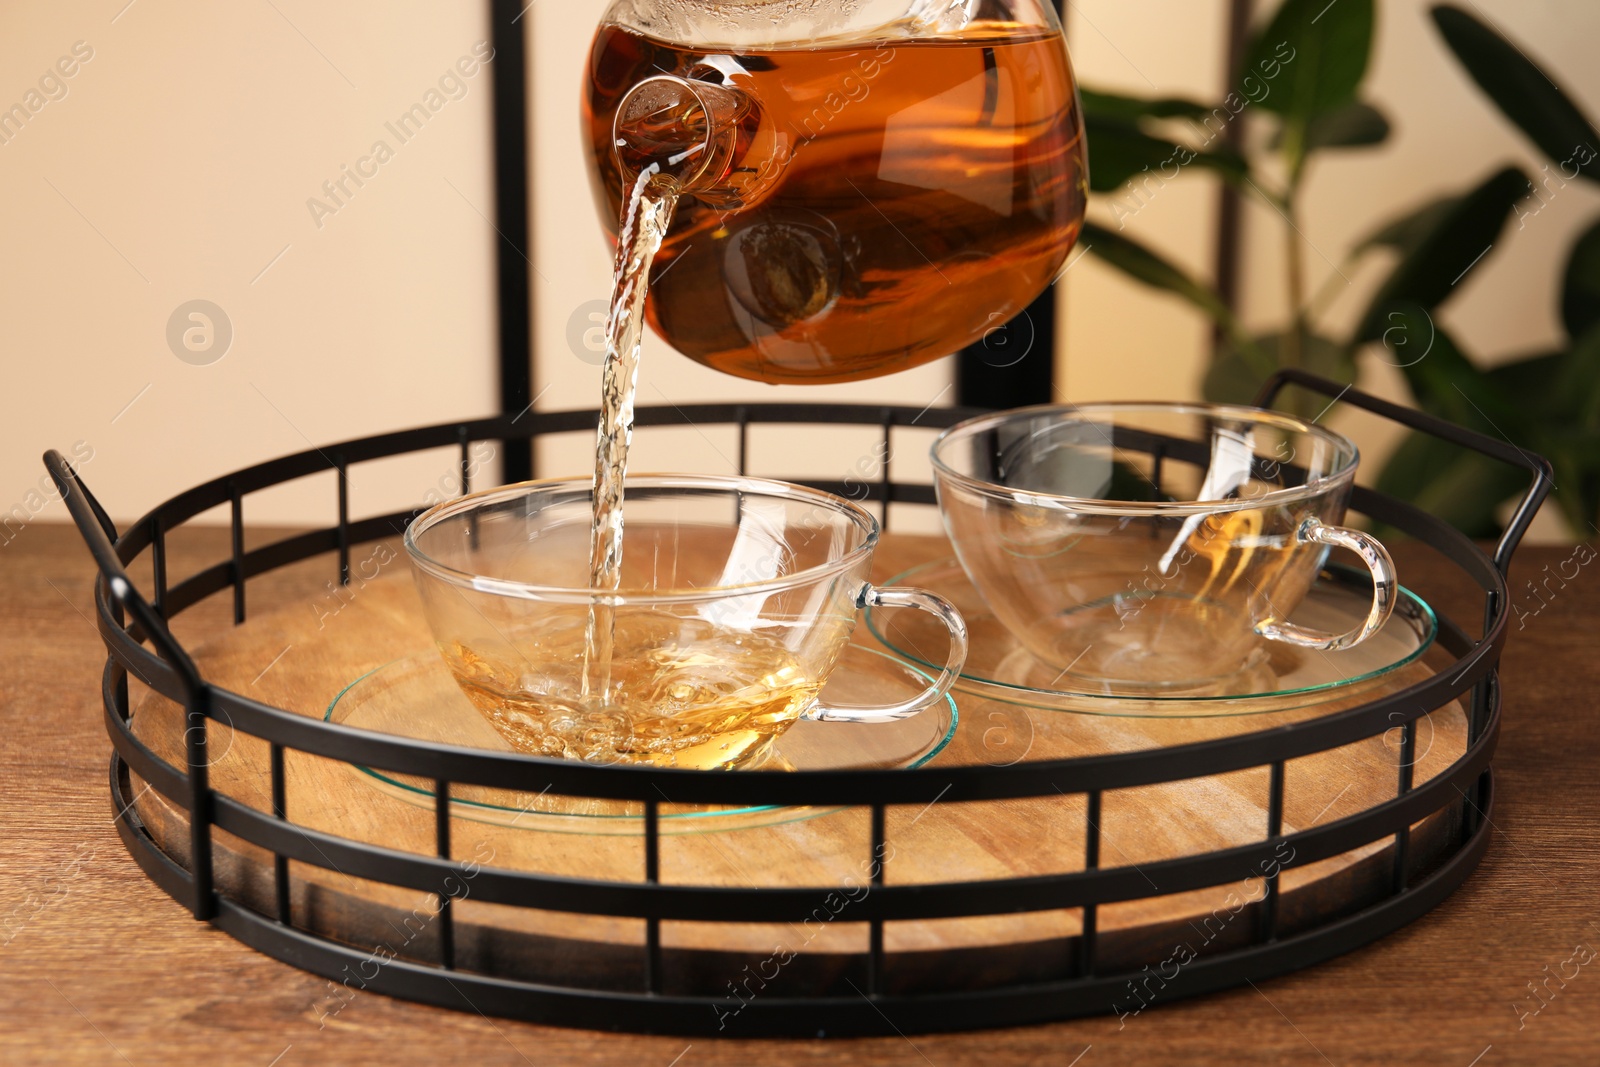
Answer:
[127,535,1467,995]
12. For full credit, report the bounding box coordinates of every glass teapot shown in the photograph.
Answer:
[583,0,1088,384]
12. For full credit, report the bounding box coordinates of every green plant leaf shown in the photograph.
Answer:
[1480,346,1600,537]
[1561,218,1600,341]
[1374,431,1529,539]
[1484,350,1566,410]
[1199,146,1252,185]
[1532,424,1600,536]
[1204,331,1353,406]
[1371,313,1569,537]
[1241,0,1376,124]
[1077,87,1215,122]
[1553,321,1600,430]
[1354,166,1530,341]
[1372,312,1524,537]
[1084,115,1248,194]
[1432,5,1600,183]
[1272,100,1390,151]
[1083,117,1174,192]
[1079,221,1233,328]
[1303,100,1391,150]
[1377,305,1511,424]
[1354,194,1463,257]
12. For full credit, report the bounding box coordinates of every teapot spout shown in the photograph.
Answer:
[613,75,765,204]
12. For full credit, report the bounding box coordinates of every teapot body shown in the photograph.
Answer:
[584,0,1088,384]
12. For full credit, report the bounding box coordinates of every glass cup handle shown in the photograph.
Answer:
[806,586,970,723]
[1257,518,1398,652]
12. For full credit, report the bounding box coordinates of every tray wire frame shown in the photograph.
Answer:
[46,372,1552,1037]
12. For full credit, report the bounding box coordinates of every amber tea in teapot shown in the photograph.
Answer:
[584,1,1088,383]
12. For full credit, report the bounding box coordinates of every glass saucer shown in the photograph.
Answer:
[866,559,1436,718]
[325,645,956,835]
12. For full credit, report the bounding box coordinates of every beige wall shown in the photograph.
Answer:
[1061,1,1227,403]
[4,0,1594,539]
[2,0,500,531]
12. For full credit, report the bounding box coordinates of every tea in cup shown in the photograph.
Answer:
[406,475,967,769]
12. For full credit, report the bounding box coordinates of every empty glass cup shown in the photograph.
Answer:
[405,475,967,769]
[931,404,1396,694]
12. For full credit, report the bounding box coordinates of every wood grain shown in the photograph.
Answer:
[3,522,1596,1066]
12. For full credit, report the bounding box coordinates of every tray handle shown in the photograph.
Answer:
[1252,369,1554,577]
[43,449,216,919]
[41,449,201,689]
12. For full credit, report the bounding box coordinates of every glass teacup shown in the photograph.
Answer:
[405,475,967,769]
[931,404,1396,694]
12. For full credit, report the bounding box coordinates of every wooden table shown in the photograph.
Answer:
[3,521,1596,1066]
